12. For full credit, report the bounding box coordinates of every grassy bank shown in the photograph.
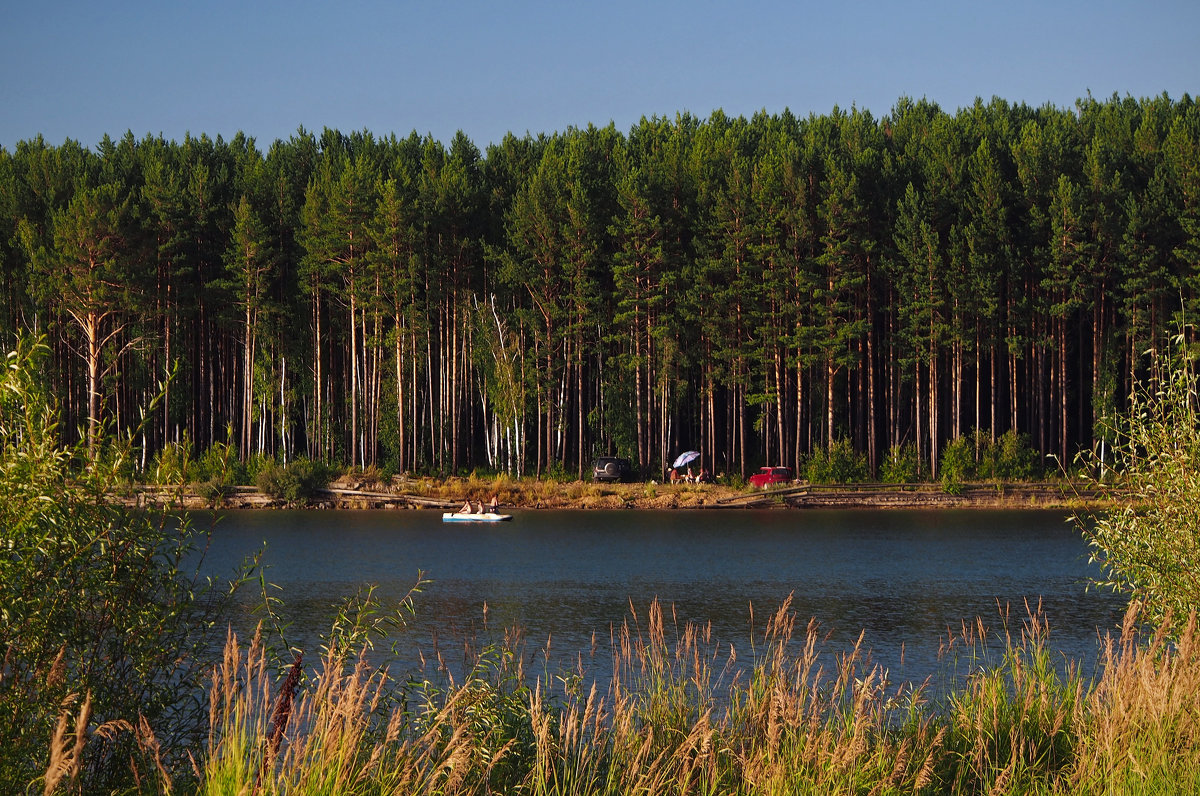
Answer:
[135,470,1101,512]
[389,473,1098,510]
[43,598,1199,795]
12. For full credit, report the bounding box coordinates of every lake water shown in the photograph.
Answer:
[194,508,1126,688]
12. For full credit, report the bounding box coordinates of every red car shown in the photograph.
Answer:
[749,466,794,489]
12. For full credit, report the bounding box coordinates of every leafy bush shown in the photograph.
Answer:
[940,435,977,489]
[720,471,747,489]
[543,459,575,483]
[255,460,287,501]
[990,429,1041,481]
[880,443,923,483]
[256,457,332,505]
[805,438,869,484]
[193,439,242,484]
[938,430,1042,488]
[0,338,240,793]
[195,475,234,505]
[240,451,274,485]
[149,435,193,484]
[1081,336,1200,631]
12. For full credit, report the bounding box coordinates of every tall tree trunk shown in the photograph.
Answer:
[242,303,255,459]
[312,286,323,460]
[865,301,878,472]
[83,311,102,456]
[826,356,836,449]
[928,344,938,478]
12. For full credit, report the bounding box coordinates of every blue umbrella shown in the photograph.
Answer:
[672,450,700,469]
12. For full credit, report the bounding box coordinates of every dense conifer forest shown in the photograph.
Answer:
[1,93,1197,479]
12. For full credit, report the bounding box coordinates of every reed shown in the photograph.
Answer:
[938,604,1084,793]
[199,625,507,796]
[44,599,1200,795]
[1064,609,1200,792]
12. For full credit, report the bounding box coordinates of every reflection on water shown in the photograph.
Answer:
[193,508,1126,687]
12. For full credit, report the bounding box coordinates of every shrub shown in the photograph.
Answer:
[0,337,242,793]
[805,438,869,484]
[881,443,923,483]
[993,429,1041,481]
[543,460,575,483]
[149,435,193,485]
[1080,335,1200,631]
[240,451,273,485]
[255,457,332,505]
[193,439,243,484]
[195,475,233,505]
[939,435,977,489]
[970,428,1041,481]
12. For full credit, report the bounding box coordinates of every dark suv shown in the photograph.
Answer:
[592,456,634,482]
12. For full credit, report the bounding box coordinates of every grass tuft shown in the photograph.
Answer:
[43,600,1200,795]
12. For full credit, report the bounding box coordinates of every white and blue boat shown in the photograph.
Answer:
[442,511,512,522]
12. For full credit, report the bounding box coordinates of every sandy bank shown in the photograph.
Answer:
[120,477,1103,512]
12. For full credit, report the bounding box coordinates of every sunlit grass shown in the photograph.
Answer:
[42,600,1200,795]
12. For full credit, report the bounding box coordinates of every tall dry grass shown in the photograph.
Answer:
[411,472,598,508]
[199,625,521,795]
[43,601,1200,795]
[1066,609,1200,792]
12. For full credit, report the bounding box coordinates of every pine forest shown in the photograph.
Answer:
[2,93,1198,481]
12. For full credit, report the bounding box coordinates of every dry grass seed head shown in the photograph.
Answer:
[44,693,83,796]
[134,714,173,794]
[988,754,1016,796]
[913,726,947,790]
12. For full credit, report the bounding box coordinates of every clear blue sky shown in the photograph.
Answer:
[2,0,1196,152]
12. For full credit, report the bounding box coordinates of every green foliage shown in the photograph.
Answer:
[940,435,977,489]
[255,456,332,505]
[240,452,274,485]
[988,429,1042,481]
[195,475,233,505]
[880,443,923,483]
[147,436,188,485]
[0,337,241,793]
[938,430,1043,489]
[804,438,869,483]
[543,459,575,483]
[4,96,1200,483]
[1081,334,1200,630]
[193,439,240,482]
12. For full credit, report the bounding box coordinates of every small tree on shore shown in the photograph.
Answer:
[1082,332,1200,630]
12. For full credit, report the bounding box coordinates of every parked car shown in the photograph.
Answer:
[749,466,794,489]
[592,456,635,482]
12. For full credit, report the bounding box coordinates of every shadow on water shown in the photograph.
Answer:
[192,507,1126,691]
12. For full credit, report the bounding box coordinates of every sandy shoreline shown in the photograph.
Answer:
[121,477,1104,512]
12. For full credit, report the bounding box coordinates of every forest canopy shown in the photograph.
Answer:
[1,92,1197,480]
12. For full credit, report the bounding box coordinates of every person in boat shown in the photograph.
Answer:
[474,501,485,514]
[460,500,472,514]
[488,495,498,512]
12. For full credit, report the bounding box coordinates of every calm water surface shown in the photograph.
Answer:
[196,508,1125,686]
